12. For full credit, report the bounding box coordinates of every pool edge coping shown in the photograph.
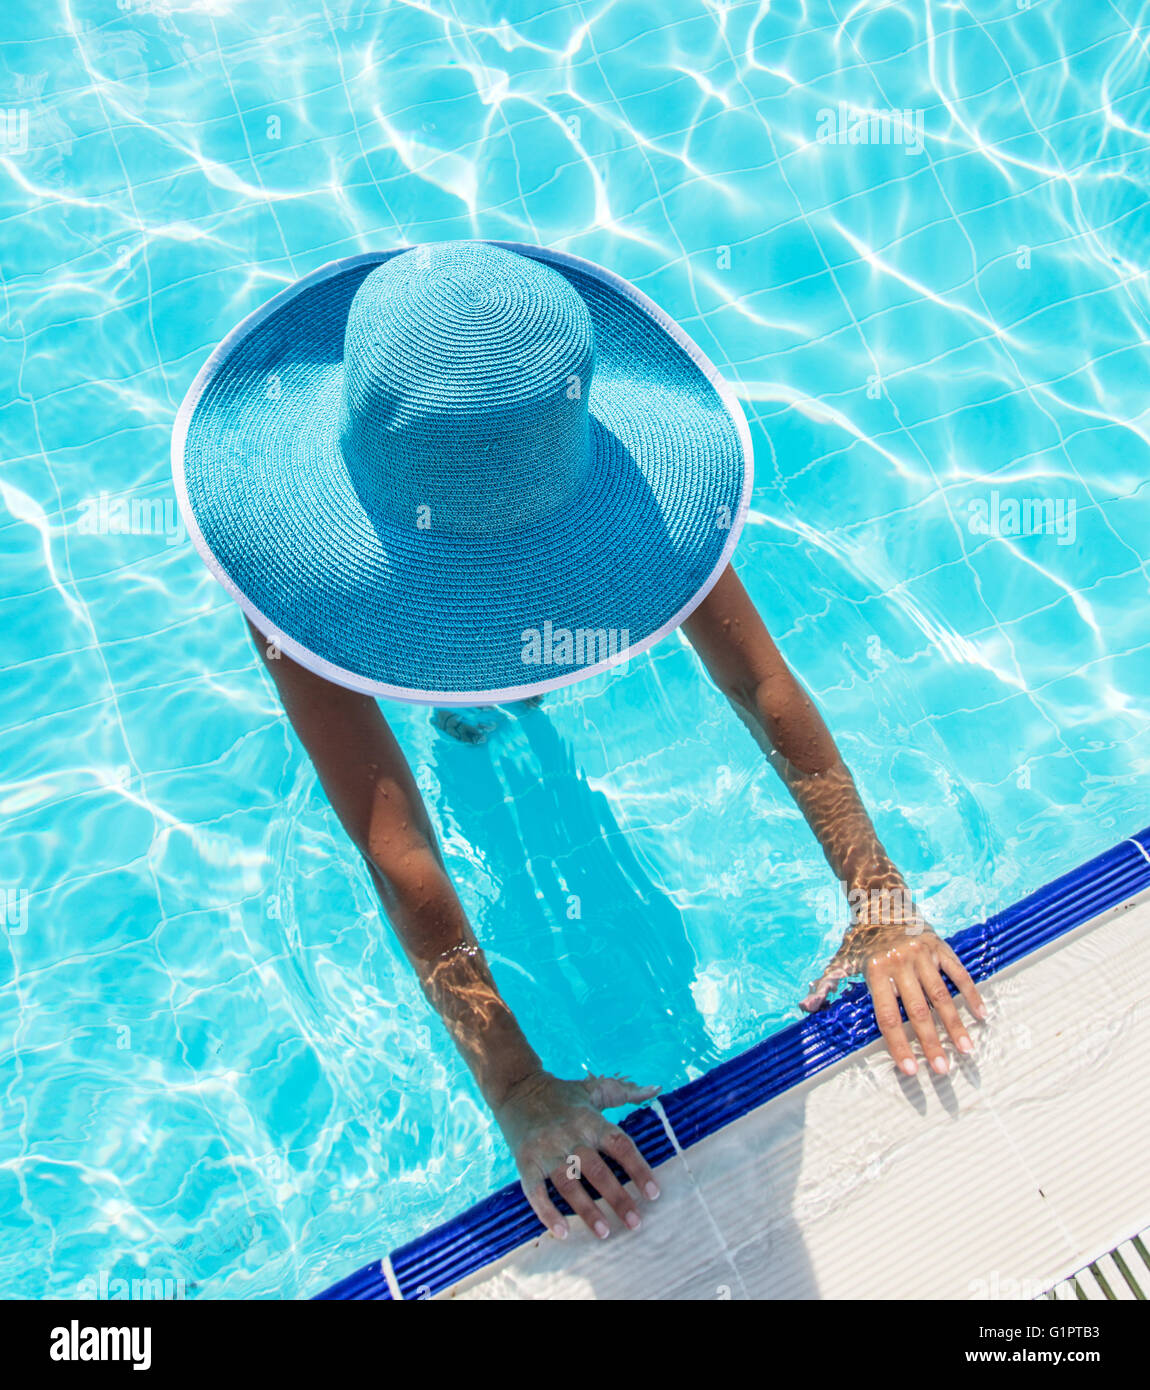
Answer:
[314,825,1150,1300]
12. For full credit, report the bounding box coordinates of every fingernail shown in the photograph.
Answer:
[551,1222,568,1240]
[932,1055,949,1075]
[624,1211,641,1231]
[594,1220,609,1239]
[899,1057,917,1076]
[975,1003,988,1021]
[645,1181,660,1200]
[957,1035,973,1054]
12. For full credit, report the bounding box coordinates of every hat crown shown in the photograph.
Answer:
[338,242,595,534]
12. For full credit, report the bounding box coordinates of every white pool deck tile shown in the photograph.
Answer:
[440,890,1150,1300]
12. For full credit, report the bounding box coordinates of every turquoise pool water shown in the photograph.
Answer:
[2,0,1148,1300]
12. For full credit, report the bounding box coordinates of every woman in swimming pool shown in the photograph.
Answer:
[175,240,986,1243]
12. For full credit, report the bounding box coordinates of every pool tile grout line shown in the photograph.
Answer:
[314,825,1150,1300]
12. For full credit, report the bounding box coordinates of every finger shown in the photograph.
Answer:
[895,968,949,1075]
[599,1124,660,1201]
[916,954,973,1056]
[553,1167,611,1240]
[867,968,918,1076]
[522,1176,568,1241]
[578,1148,642,1231]
[581,1074,661,1109]
[801,964,848,1012]
[935,942,988,1024]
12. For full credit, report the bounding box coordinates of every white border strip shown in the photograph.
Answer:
[171,242,755,707]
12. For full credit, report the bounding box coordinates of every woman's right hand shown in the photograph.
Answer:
[492,1070,662,1240]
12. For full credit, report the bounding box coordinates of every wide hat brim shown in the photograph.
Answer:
[172,242,753,705]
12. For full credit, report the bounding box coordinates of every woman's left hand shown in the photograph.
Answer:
[801,894,987,1076]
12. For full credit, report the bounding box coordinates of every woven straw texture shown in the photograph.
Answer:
[178,241,749,702]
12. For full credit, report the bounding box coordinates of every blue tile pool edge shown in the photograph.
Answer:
[314,825,1150,1300]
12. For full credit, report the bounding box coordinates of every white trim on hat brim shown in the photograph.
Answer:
[171,241,754,707]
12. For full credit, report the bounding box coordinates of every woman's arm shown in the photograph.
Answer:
[683,568,985,1076]
[246,620,659,1237]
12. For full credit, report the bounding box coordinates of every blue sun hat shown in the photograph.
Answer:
[172,241,752,705]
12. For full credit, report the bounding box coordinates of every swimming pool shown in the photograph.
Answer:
[1,0,1148,1300]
